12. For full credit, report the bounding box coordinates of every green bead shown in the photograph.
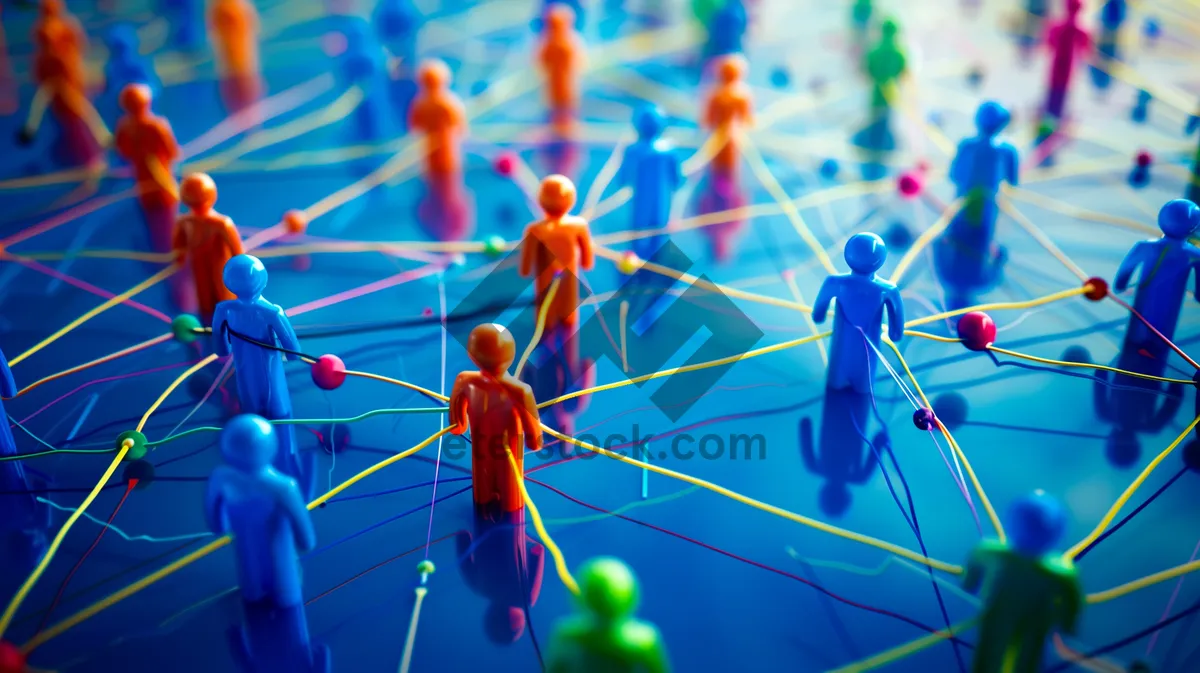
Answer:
[416,559,436,575]
[482,235,506,258]
[116,430,148,461]
[171,314,202,344]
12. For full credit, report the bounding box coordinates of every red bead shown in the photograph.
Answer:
[1084,277,1109,301]
[897,171,923,198]
[957,311,997,351]
[493,152,517,177]
[422,307,434,317]
[0,641,25,673]
[1135,150,1153,167]
[283,209,308,235]
[312,354,347,391]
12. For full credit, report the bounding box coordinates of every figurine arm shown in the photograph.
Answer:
[172,220,188,263]
[1192,258,1200,303]
[1113,242,1148,293]
[670,151,684,192]
[811,277,837,324]
[0,347,17,399]
[578,227,595,271]
[221,217,245,257]
[204,474,227,535]
[885,286,905,343]
[269,305,301,361]
[211,305,233,358]
[962,547,987,595]
[799,418,816,470]
[1004,145,1019,187]
[518,228,538,278]
[283,482,317,553]
[521,386,543,451]
[1058,573,1085,635]
[642,627,671,673]
[448,374,471,434]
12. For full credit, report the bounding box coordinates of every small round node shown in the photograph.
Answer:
[896,171,923,198]
[318,423,351,454]
[912,407,937,431]
[123,459,155,489]
[116,430,148,461]
[966,65,984,88]
[931,393,968,432]
[819,158,839,179]
[470,80,488,96]
[617,251,641,275]
[483,235,506,258]
[1143,17,1161,40]
[769,66,790,89]
[311,354,347,391]
[283,209,308,235]
[0,640,26,673]
[1135,150,1153,168]
[884,220,913,251]
[1060,344,1092,365]
[493,152,517,177]
[1184,440,1200,473]
[417,559,436,575]
[1083,277,1109,301]
[421,307,434,317]
[956,311,997,351]
[171,313,202,344]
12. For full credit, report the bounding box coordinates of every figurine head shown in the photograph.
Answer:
[467,323,516,375]
[119,83,153,117]
[418,59,451,91]
[106,24,137,57]
[819,481,851,517]
[40,0,64,18]
[1157,199,1200,240]
[844,232,888,275]
[880,18,899,39]
[483,603,526,644]
[220,414,277,471]
[1065,0,1083,17]
[716,54,746,84]
[545,5,575,34]
[538,174,577,218]
[633,105,667,142]
[180,173,218,212]
[1006,489,1067,556]
[223,255,269,300]
[575,557,638,621]
[974,101,1011,136]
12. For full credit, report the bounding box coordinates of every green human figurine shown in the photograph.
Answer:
[852,0,874,31]
[691,0,725,30]
[546,557,670,673]
[863,19,907,113]
[963,490,1084,673]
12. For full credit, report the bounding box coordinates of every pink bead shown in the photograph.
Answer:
[312,354,347,391]
[1135,150,1153,167]
[897,171,923,198]
[493,153,517,177]
[422,307,434,317]
[957,312,997,351]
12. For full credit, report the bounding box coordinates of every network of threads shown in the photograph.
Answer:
[2,1,1200,673]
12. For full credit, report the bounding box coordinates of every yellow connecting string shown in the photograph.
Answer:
[987,346,1193,385]
[827,618,978,673]
[904,286,1088,328]
[1087,557,1200,604]
[514,277,561,379]
[997,197,1089,281]
[137,354,219,432]
[343,369,450,403]
[506,444,579,594]
[1065,415,1200,560]
[888,199,962,285]
[542,426,962,574]
[12,333,174,398]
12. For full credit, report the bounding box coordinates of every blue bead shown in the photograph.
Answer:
[1144,17,1161,39]
[769,66,790,88]
[812,234,905,394]
[1006,490,1066,555]
[883,220,913,250]
[819,158,839,179]
[207,415,317,610]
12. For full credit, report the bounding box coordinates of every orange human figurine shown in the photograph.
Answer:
[29,0,97,162]
[449,324,543,513]
[409,59,467,179]
[209,0,260,78]
[537,5,584,134]
[702,54,754,174]
[172,173,246,325]
[519,175,595,334]
[115,85,180,214]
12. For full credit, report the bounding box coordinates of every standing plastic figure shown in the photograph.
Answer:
[173,173,246,324]
[519,175,595,332]
[161,0,205,50]
[864,19,907,116]
[851,0,873,32]
[706,0,746,59]
[209,0,260,78]
[212,255,310,496]
[374,0,420,66]
[812,232,904,394]
[29,0,97,163]
[1043,0,1091,121]
[115,84,180,251]
[409,59,467,179]
[104,25,160,102]
[1186,111,1200,204]
[948,102,1019,245]
[702,54,753,175]
[1019,0,1049,54]
[963,491,1083,673]
[619,105,682,260]
[1113,199,1200,356]
[448,324,542,513]
[538,5,585,134]
[545,557,670,673]
[339,40,391,140]
[1090,0,1125,89]
[206,415,317,610]
[0,344,49,569]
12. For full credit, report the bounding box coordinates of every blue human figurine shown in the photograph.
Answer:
[812,233,905,394]
[0,344,49,571]
[339,39,391,140]
[799,389,879,517]
[619,105,682,260]
[212,255,312,497]
[964,490,1083,673]
[948,101,1019,247]
[161,0,205,49]
[1090,0,1126,89]
[545,557,670,673]
[207,416,316,617]
[372,0,420,130]
[1113,199,1200,357]
[705,0,746,60]
[1186,110,1200,204]
[102,25,160,125]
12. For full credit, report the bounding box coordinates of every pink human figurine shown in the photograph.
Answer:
[1043,0,1092,120]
